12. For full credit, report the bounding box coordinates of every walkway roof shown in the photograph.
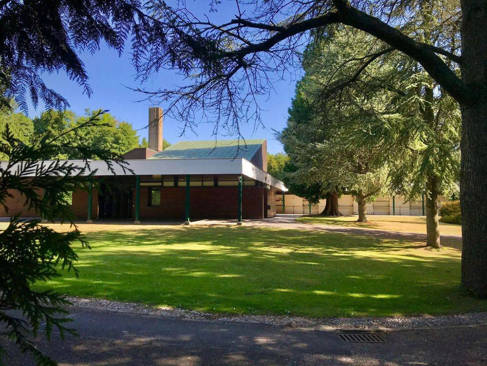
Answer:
[1,158,288,192]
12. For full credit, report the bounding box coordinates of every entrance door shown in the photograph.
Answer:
[264,189,269,218]
[98,183,133,219]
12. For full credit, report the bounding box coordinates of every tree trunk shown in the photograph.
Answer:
[425,175,441,248]
[421,80,441,249]
[321,192,341,216]
[356,191,368,222]
[460,0,487,298]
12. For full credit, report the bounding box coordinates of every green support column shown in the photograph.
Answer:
[282,192,285,213]
[184,175,191,225]
[392,196,396,215]
[87,181,93,223]
[421,193,425,216]
[134,176,141,223]
[237,176,243,225]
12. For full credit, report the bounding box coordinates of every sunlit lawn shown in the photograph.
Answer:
[297,215,462,237]
[32,225,486,318]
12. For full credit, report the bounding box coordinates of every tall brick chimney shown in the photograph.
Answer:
[148,107,163,151]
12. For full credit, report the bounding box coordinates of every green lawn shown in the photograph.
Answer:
[35,226,486,318]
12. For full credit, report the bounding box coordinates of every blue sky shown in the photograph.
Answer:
[33,2,303,154]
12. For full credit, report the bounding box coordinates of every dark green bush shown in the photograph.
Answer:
[439,200,461,224]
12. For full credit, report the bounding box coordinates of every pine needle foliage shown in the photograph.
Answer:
[0,111,129,365]
[0,0,153,112]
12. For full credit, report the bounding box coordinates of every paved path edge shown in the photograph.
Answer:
[67,296,487,331]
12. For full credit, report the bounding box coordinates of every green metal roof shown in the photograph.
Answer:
[150,139,265,160]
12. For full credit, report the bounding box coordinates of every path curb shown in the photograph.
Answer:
[67,297,487,331]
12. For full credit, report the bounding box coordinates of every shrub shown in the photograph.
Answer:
[439,200,461,224]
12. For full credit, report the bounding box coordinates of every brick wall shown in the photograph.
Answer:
[122,148,157,159]
[138,186,185,219]
[72,189,99,220]
[138,186,265,220]
[0,189,40,217]
[71,185,266,220]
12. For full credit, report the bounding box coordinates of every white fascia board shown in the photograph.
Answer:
[94,158,246,176]
[0,159,244,176]
[241,159,288,192]
[0,158,288,191]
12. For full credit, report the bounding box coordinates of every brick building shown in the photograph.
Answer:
[1,107,287,222]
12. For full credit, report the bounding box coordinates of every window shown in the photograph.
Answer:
[244,178,256,186]
[177,176,187,187]
[218,176,239,186]
[149,188,161,206]
[190,176,203,187]
[163,176,175,187]
[141,182,161,187]
[202,176,215,186]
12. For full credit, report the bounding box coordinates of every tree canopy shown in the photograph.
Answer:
[282,25,460,236]
[0,108,145,160]
[0,0,155,112]
[0,110,33,146]
[34,109,141,158]
[281,28,390,218]
[267,153,289,182]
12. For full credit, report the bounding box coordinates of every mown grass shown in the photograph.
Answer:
[297,215,462,237]
[34,226,485,318]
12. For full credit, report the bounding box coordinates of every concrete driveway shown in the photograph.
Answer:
[2,307,486,366]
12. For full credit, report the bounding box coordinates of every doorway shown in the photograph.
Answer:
[98,181,134,219]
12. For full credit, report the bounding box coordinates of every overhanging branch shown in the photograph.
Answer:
[320,47,394,99]
[221,12,343,59]
[214,1,469,104]
[332,0,470,104]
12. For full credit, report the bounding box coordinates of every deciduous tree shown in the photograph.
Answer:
[267,153,289,182]
[33,110,141,158]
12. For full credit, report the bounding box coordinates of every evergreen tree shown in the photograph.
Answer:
[0,111,129,365]
[283,26,460,243]
[1,0,485,296]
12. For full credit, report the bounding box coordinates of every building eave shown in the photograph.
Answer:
[1,158,288,192]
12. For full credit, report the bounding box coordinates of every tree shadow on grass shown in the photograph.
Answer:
[35,226,486,318]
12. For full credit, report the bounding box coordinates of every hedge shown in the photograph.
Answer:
[439,200,461,225]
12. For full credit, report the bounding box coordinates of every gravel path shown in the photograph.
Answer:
[191,215,463,248]
[67,296,487,331]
